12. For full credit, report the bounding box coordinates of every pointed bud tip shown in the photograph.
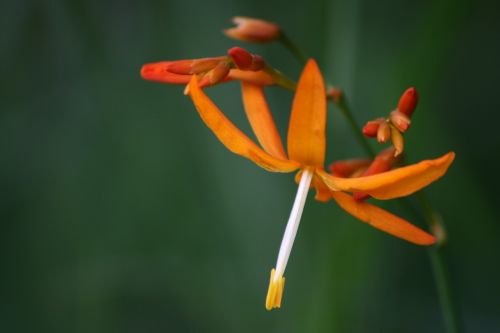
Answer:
[398,87,419,117]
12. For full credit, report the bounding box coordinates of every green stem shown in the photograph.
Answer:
[279,32,308,64]
[264,64,296,91]
[416,193,463,333]
[336,95,375,158]
[277,31,463,333]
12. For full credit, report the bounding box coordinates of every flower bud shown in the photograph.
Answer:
[228,47,265,71]
[224,16,280,43]
[228,47,253,69]
[353,147,399,201]
[389,110,411,133]
[329,159,371,177]
[397,87,419,117]
[391,127,404,156]
[167,57,226,75]
[363,118,385,138]
[377,121,391,143]
[207,62,231,85]
[326,87,343,102]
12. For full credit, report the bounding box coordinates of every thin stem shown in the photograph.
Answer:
[279,32,308,64]
[277,30,463,333]
[264,64,296,91]
[336,95,375,158]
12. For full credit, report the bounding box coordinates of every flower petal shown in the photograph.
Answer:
[287,59,326,167]
[187,76,299,172]
[331,191,436,245]
[241,82,287,159]
[317,152,455,199]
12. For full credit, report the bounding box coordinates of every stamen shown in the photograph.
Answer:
[266,168,313,310]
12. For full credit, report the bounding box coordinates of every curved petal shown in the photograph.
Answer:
[241,82,287,159]
[187,76,299,173]
[287,59,326,167]
[317,152,455,199]
[331,191,436,245]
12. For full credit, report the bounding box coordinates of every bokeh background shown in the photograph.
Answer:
[2,0,499,332]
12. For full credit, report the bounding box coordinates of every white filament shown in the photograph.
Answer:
[274,169,313,281]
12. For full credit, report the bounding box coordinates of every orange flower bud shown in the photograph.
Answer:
[167,57,226,75]
[228,47,265,71]
[329,159,371,178]
[397,87,419,117]
[207,62,231,85]
[389,110,411,133]
[391,127,404,156]
[363,118,384,138]
[224,16,280,43]
[141,61,190,84]
[353,147,399,201]
[377,121,391,143]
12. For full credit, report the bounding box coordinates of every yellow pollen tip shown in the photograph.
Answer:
[265,268,285,310]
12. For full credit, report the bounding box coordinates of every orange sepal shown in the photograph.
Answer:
[241,82,287,159]
[187,76,299,173]
[287,59,327,167]
[317,152,455,200]
[331,191,436,245]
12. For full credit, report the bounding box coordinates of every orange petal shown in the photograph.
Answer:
[287,59,326,167]
[317,152,455,199]
[331,191,436,245]
[241,82,287,159]
[187,76,299,173]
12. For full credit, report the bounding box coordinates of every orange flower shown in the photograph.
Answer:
[185,59,454,310]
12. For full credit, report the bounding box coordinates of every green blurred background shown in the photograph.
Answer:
[2,0,499,332]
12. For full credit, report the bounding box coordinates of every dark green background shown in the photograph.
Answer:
[2,0,499,332]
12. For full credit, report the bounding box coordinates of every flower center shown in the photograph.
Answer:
[266,168,313,310]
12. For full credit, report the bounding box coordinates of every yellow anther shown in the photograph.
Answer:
[265,268,285,310]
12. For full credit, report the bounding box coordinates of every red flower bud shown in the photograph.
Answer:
[228,47,253,69]
[329,159,371,178]
[353,147,399,201]
[397,87,419,117]
[228,47,265,71]
[363,118,385,137]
